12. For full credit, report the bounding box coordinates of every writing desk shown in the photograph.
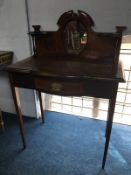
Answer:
[7,10,125,169]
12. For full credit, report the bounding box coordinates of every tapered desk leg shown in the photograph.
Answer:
[0,109,5,132]
[9,73,26,149]
[102,84,118,169]
[38,91,44,123]
[105,100,111,138]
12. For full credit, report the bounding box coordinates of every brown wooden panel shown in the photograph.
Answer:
[11,72,34,89]
[35,78,85,96]
[84,80,117,99]
[29,10,125,76]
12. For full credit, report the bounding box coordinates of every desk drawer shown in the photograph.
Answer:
[35,78,85,96]
[11,73,34,89]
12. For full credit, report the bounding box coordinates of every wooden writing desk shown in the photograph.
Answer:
[7,11,125,169]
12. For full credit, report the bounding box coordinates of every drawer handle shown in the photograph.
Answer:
[51,83,63,91]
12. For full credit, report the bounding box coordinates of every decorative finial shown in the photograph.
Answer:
[32,25,41,33]
[116,26,126,33]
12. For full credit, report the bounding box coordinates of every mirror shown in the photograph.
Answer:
[64,20,87,54]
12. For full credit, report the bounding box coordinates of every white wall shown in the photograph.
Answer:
[0,0,36,117]
[0,0,131,117]
[29,0,131,33]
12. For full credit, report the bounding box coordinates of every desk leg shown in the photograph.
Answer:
[9,73,26,149]
[105,100,111,138]
[102,84,118,169]
[0,109,4,131]
[38,91,44,123]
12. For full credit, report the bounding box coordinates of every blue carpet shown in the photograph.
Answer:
[0,111,131,175]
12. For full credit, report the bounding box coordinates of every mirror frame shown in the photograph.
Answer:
[57,10,94,54]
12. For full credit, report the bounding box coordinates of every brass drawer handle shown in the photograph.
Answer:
[51,83,63,91]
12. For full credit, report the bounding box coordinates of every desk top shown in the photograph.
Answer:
[7,55,124,83]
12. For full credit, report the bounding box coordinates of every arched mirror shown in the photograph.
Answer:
[64,20,87,54]
[57,10,94,55]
